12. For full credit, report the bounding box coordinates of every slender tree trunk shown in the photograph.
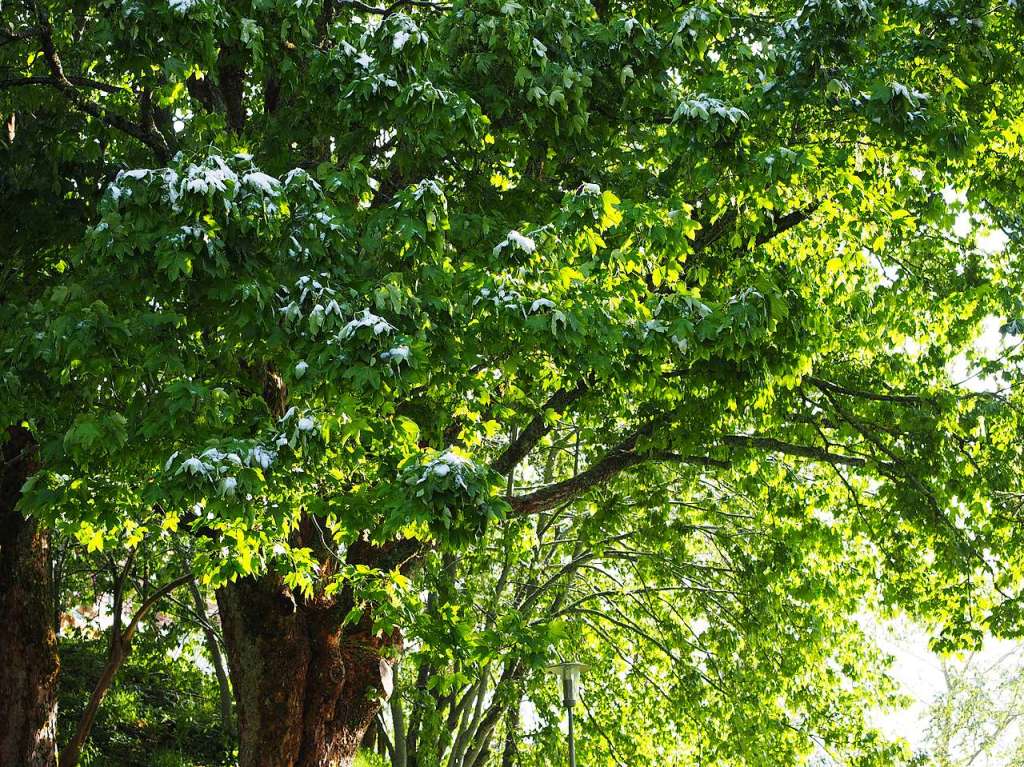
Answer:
[59,573,191,767]
[217,571,400,767]
[59,644,124,767]
[0,426,59,767]
[500,705,519,767]
[188,577,235,738]
[390,690,408,767]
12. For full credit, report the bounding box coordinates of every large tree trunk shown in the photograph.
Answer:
[0,426,59,767]
[217,569,399,767]
[215,367,409,767]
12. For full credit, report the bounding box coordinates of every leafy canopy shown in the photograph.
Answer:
[4,0,1024,760]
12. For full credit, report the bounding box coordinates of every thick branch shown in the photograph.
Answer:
[753,203,820,247]
[185,73,224,114]
[806,375,926,406]
[506,426,729,517]
[491,381,590,476]
[30,1,170,161]
[506,424,880,517]
[217,47,247,134]
[0,75,126,94]
[719,434,870,468]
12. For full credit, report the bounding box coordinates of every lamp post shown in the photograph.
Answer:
[547,662,587,767]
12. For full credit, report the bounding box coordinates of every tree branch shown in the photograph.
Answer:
[59,572,191,767]
[753,203,820,247]
[806,375,927,406]
[719,434,871,468]
[336,0,451,15]
[0,26,39,49]
[491,381,590,476]
[0,75,127,94]
[506,425,729,517]
[505,422,882,517]
[29,0,170,161]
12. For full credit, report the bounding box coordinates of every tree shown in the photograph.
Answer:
[56,545,192,767]
[51,534,237,765]
[374,462,911,767]
[4,0,1024,765]
[927,646,1024,767]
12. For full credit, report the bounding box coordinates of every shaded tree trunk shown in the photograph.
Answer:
[217,568,400,767]
[188,577,235,739]
[219,368,414,766]
[0,426,59,767]
[500,704,520,767]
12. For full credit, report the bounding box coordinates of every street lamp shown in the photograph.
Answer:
[547,662,588,767]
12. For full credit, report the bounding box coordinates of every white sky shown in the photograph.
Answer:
[868,617,948,750]
[870,618,1024,763]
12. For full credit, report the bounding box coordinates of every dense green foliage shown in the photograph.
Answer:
[58,637,232,767]
[5,0,1024,764]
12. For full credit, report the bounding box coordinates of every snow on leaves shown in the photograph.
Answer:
[672,95,748,126]
[389,13,428,51]
[275,273,414,379]
[93,154,339,286]
[339,308,396,340]
[167,0,198,13]
[414,449,475,489]
[278,275,348,336]
[379,345,411,364]
[493,230,537,256]
[167,444,276,498]
[241,171,281,196]
[104,154,320,218]
[473,282,568,337]
[164,408,322,501]
[396,448,506,545]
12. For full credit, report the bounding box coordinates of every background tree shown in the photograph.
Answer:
[4,0,1024,766]
[54,539,237,767]
[926,646,1024,767]
[0,426,59,767]
[56,540,193,767]
[376,455,911,767]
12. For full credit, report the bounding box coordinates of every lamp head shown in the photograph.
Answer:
[547,661,588,708]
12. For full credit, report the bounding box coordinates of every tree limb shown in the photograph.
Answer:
[59,572,192,767]
[0,75,126,94]
[336,0,451,16]
[29,0,170,161]
[506,424,730,517]
[505,421,884,516]
[491,380,590,476]
[806,375,927,406]
[719,434,871,468]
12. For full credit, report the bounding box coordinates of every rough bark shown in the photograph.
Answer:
[0,426,59,767]
[217,568,400,767]
[217,366,410,767]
